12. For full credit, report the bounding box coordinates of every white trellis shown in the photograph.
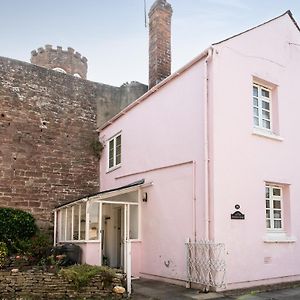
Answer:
[186,240,226,289]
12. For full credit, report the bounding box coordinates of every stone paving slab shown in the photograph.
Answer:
[131,279,300,300]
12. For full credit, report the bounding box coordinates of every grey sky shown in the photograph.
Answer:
[1,0,300,86]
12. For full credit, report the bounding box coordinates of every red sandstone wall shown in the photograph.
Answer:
[0,57,100,228]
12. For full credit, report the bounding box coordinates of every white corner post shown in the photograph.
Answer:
[126,240,132,295]
[53,210,57,246]
[124,204,132,295]
[99,202,103,266]
[85,201,90,241]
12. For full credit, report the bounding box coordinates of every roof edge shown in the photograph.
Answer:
[54,179,145,210]
[98,47,211,131]
[213,10,299,46]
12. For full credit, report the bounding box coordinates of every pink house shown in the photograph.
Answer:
[54,2,300,292]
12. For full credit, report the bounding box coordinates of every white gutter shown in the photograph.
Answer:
[98,48,210,131]
[204,47,213,241]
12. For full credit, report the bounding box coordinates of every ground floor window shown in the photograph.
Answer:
[89,202,100,240]
[57,200,139,243]
[129,204,139,239]
[59,202,87,242]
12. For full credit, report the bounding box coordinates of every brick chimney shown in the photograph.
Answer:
[148,0,173,89]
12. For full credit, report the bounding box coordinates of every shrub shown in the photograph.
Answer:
[59,264,116,289]
[16,232,52,264]
[27,232,52,258]
[0,208,38,252]
[0,242,8,267]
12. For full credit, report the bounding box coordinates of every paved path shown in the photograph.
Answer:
[131,278,300,300]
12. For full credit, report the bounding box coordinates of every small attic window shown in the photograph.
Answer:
[73,73,82,78]
[53,67,67,74]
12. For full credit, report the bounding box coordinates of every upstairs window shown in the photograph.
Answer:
[265,185,283,231]
[108,133,121,170]
[253,84,271,130]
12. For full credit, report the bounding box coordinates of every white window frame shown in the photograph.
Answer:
[107,133,122,171]
[265,185,284,232]
[59,203,90,242]
[253,83,272,131]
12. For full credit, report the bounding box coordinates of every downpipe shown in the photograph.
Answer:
[204,47,213,293]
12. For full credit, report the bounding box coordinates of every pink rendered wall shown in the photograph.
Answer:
[211,14,300,288]
[131,242,141,277]
[100,61,207,281]
[79,243,101,266]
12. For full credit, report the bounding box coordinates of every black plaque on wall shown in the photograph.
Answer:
[231,211,245,220]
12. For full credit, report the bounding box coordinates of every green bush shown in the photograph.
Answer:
[17,232,52,261]
[59,264,116,289]
[0,242,8,267]
[0,208,38,253]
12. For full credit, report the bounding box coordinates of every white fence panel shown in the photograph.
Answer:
[186,240,226,289]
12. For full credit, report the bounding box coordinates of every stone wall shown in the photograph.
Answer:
[0,56,147,228]
[0,269,125,299]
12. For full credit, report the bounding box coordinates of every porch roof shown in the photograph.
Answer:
[54,179,145,210]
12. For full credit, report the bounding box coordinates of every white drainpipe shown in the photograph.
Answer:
[204,47,213,241]
[192,160,197,242]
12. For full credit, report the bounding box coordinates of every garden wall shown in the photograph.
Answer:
[0,269,126,299]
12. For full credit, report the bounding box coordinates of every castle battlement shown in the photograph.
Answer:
[30,44,88,78]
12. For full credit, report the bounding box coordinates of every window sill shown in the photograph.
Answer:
[106,164,121,174]
[58,240,101,244]
[252,128,283,141]
[129,239,142,243]
[264,234,296,243]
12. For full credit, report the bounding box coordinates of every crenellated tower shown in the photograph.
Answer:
[30,45,88,79]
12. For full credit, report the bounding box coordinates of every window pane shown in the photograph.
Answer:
[262,110,270,120]
[266,200,270,208]
[266,209,270,218]
[66,207,72,240]
[253,107,259,117]
[262,101,270,110]
[116,135,121,147]
[116,154,121,165]
[61,209,66,241]
[115,135,121,165]
[266,220,271,228]
[129,205,139,240]
[273,188,281,196]
[254,117,259,126]
[89,202,99,240]
[273,200,281,209]
[109,158,114,168]
[274,220,282,229]
[73,205,79,240]
[253,86,258,97]
[80,203,86,240]
[261,89,270,98]
[265,187,270,198]
[109,139,114,168]
[253,98,258,106]
[262,120,270,129]
[274,210,281,219]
